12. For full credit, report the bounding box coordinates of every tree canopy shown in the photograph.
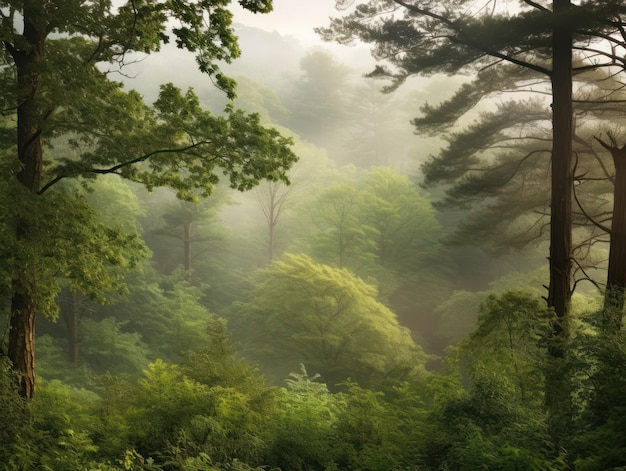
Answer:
[233,253,427,389]
[1,0,296,397]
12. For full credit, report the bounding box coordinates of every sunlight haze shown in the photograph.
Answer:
[231,0,342,44]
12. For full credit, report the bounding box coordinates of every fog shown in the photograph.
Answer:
[5,2,621,469]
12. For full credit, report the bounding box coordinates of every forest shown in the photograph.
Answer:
[1,0,626,470]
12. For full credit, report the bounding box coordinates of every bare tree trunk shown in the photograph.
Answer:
[269,216,276,262]
[61,291,83,366]
[544,0,574,448]
[184,221,193,271]
[548,0,573,337]
[598,140,626,332]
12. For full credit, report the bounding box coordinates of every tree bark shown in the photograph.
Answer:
[601,144,626,332]
[548,0,573,336]
[6,1,47,398]
[9,279,37,399]
[544,0,574,448]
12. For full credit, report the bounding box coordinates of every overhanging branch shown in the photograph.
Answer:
[38,141,215,194]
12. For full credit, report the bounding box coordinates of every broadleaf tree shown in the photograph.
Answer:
[0,0,297,397]
[232,253,427,389]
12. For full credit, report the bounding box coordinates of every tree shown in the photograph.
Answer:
[300,167,440,278]
[154,188,230,272]
[303,181,378,272]
[418,63,626,333]
[280,51,352,152]
[255,180,293,262]
[340,80,424,170]
[595,135,626,331]
[232,253,426,389]
[0,0,297,397]
[295,167,444,335]
[466,291,552,401]
[59,175,147,366]
[320,0,573,343]
[318,0,626,438]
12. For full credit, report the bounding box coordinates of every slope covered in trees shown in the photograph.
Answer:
[1,1,626,469]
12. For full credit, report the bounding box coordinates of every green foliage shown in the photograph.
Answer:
[84,324,277,468]
[0,357,29,466]
[94,266,216,363]
[233,253,426,389]
[421,371,562,470]
[35,335,94,386]
[155,273,215,357]
[47,83,297,201]
[180,318,267,393]
[569,331,626,470]
[1,0,275,99]
[435,268,551,345]
[464,291,552,404]
[1,0,296,400]
[359,167,441,271]
[331,381,405,470]
[409,291,569,469]
[263,365,339,470]
[5,379,102,470]
[2,181,147,321]
[303,181,379,272]
[298,166,442,302]
[80,317,149,376]
[281,51,351,150]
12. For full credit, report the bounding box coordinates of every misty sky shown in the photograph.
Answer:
[231,0,343,44]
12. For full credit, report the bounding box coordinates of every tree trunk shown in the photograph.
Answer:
[61,291,83,366]
[184,221,193,271]
[7,2,47,398]
[269,217,276,262]
[544,0,574,448]
[9,281,37,399]
[548,0,573,337]
[602,144,626,332]
[267,184,277,262]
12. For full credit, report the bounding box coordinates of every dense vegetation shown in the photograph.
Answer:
[1,0,626,470]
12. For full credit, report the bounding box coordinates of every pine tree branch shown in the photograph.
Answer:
[391,0,552,76]
[520,0,550,12]
[573,150,612,234]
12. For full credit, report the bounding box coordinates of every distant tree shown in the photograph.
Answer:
[304,181,378,272]
[255,180,293,262]
[226,138,337,268]
[359,167,441,272]
[340,81,421,170]
[298,167,442,314]
[281,51,352,151]
[153,188,230,272]
[232,253,426,389]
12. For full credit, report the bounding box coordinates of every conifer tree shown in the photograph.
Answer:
[318,0,626,442]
